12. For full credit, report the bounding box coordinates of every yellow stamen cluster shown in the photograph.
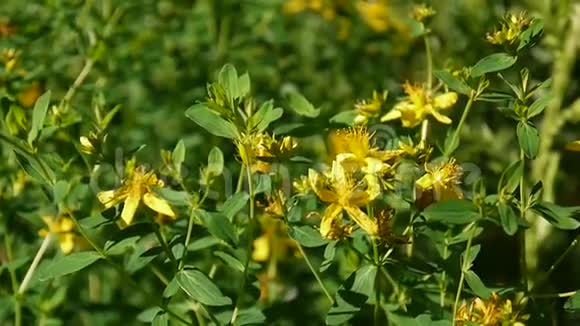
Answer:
[381,81,458,128]
[354,90,387,125]
[416,158,463,205]
[411,4,436,22]
[456,293,528,326]
[97,164,176,227]
[237,133,298,173]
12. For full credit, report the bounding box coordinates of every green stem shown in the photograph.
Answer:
[18,233,52,295]
[423,34,433,90]
[179,191,209,271]
[451,223,477,326]
[153,224,176,265]
[519,149,529,291]
[230,165,256,324]
[62,58,94,105]
[236,164,245,193]
[372,239,382,326]
[530,230,580,293]
[446,92,476,158]
[4,234,21,326]
[296,242,334,304]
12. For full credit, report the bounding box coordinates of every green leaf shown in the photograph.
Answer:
[465,270,492,299]
[197,209,238,247]
[461,244,481,269]
[220,192,249,220]
[185,103,239,139]
[527,94,551,118]
[564,290,580,312]
[351,264,378,302]
[326,266,376,325]
[28,90,51,144]
[287,92,320,118]
[214,251,244,272]
[207,146,224,176]
[516,122,539,159]
[152,312,169,326]
[532,201,580,230]
[53,180,69,204]
[434,70,471,95]
[518,18,544,51]
[249,100,283,132]
[289,225,329,247]
[234,307,266,326]
[443,128,460,156]
[498,202,518,235]
[238,72,251,99]
[172,139,186,169]
[422,200,480,224]
[176,269,232,306]
[218,64,240,101]
[330,111,356,125]
[498,160,523,194]
[320,241,338,272]
[470,53,517,77]
[40,251,102,280]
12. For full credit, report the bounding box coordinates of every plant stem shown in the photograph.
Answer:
[295,242,334,304]
[372,239,382,326]
[452,223,476,326]
[230,165,256,324]
[4,234,21,326]
[446,92,475,158]
[440,237,450,307]
[519,149,529,291]
[18,233,53,295]
[236,164,245,193]
[424,35,433,90]
[530,230,580,293]
[153,224,176,265]
[179,191,209,271]
[62,59,94,104]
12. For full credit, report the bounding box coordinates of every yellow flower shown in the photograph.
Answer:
[309,161,380,238]
[39,216,78,254]
[415,158,463,207]
[97,165,176,227]
[18,81,44,108]
[411,4,436,22]
[486,12,531,46]
[565,140,580,151]
[293,175,311,196]
[356,0,391,32]
[354,90,387,125]
[237,133,297,173]
[456,293,528,326]
[283,0,336,20]
[252,215,298,262]
[381,82,458,128]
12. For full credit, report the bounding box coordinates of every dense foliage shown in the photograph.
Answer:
[2,1,580,325]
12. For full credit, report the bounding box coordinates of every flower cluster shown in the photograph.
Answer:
[486,12,531,46]
[455,293,528,326]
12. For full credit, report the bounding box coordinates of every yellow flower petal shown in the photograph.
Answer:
[58,233,75,254]
[429,109,452,124]
[143,192,176,218]
[320,203,345,239]
[565,140,580,151]
[308,169,338,203]
[433,92,458,109]
[380,109,402,122]
[121,191,141,226]
[344,206,378,236]
[97,190,122,208]
[58,217,75,232]
[416,173,435,190]
[252,235,270,262]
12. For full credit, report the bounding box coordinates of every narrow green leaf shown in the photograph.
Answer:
[287,92,320,118]
[234,307,266,326]
[249,100,283,132]
[498,202,518,235]
[207,147,224,176]
[220,192,249,220]
[289,225,328,247]
[527,95,551,118]
[172,139,186,168]
[421,200,480,224]
[532,201,580,230]
[238,72,251,99]
[196,209,238,247]
[152,312,169,326]
[471,53,517,77]
[499,160,523,194]
[464,270,492,299]
[564,290,580,312]
[330,111,356,125]
[176,269,232,306]
[461,244,481,269]
[53,180,69,203]
[185,104,239,139]
[516,122,539,159]
[218,64,239,101]
[28,90,51,144]
[40,251,102,280]
[434,70,471,95]
[214,251,244,272]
